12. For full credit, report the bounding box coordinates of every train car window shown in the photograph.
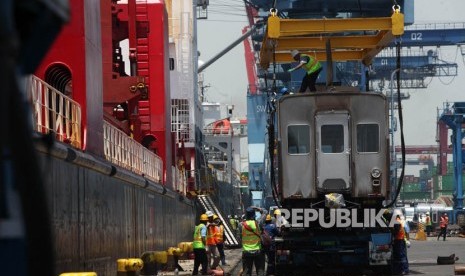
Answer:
[288,125,310,154]
[321,125,344,153]
[356,124,379,153]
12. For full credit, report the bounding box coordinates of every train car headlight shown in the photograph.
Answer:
[371,168,381,178]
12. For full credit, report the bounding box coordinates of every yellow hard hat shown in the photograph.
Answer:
[213,215,219,220]
[200,214,208,221]
[274,209,281,216]
[265,214,272,221]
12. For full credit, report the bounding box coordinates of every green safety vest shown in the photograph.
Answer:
[230,218,237,230]
[193,223,206,249]
[241,220,261,252]
[301,54,322,75]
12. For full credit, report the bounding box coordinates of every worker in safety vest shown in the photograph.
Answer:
[192,214,208,275]
[205,210,220,269]
[437,212,449,241]
[229,215,238,238]
[392,215,409,275]
[213,215,227,265]
[425,212,432,236]
[287,49,322,92]
[241,207,265,276]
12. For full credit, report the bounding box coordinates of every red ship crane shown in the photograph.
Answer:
[35,0,173,184]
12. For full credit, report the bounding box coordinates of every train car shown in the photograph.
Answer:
[274,90,393,275]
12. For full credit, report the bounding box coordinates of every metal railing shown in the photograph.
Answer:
[405,22,465,31]
[103,121,163,183]
[27,75,82,148]
[28,75,164,184]
[197,194,240,247]
[171,99,194,143]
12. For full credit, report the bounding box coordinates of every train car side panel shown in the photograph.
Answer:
[278,96,315,198]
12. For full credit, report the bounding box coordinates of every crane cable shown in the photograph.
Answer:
[270,38,281,209]
[265,8,281,208]
[386,23,406,208]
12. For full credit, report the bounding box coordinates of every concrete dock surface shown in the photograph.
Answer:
[160,236,465,275]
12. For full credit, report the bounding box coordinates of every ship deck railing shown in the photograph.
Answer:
[27,75,166,185]
[27,75,82,149]
[103,121,163,183]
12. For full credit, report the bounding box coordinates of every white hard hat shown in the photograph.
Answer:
[206,210,214,217]
[291,50,300,58]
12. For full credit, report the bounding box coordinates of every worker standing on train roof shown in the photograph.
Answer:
[287,50,322,93]
[192,214,208,275]
[205,211,220,269]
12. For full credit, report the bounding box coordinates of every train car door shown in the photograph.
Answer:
[316,111,351,191]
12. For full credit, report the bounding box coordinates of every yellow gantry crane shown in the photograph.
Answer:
[259,5,405,70]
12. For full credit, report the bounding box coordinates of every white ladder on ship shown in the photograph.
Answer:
[197,195,240,247]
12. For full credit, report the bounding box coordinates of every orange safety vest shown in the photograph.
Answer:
[395,218,405,241]
[206,224,219,245]
[215,225,224,244]
[440,216,449,228]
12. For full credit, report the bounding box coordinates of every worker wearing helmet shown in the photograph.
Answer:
[214,215,227,265]
[287,49,322,93]
[192,214,208,275]
[392,215,409,275]
[263,214,279,275]
[425,212,432,236]
[206,211,220,269]
[437,212,449,241]
[229,214,238,237]
[241,207,265,276]
[273,208,289,230]
[280,87,290,95]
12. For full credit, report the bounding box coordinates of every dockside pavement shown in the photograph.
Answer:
[159,248,243,276]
